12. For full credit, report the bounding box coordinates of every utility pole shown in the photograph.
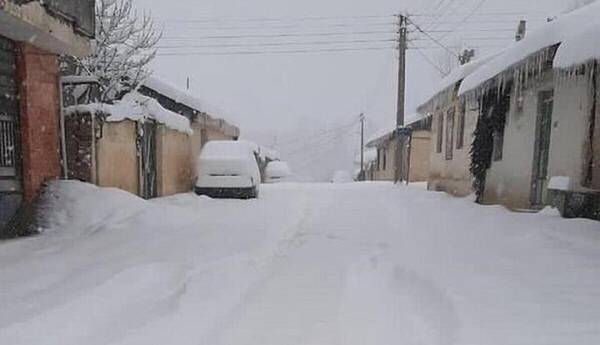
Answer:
[186,77,190,90]
[359,113,365,181]
[395,14,408,183]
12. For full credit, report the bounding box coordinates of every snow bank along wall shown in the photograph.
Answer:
[0,0,94,238]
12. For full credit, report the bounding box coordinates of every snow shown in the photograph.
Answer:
[548,176,572,191]
[354,148,377,165]
[331,170,353,183]
[60,75,99,84]
[366,114,425,147]
[196,141,261,189]
[1,181,600,345]
[64,92,193,135]
[422,52,500,105]
[554,23,600,68]
[143,75,230,120]
[265,161,292,179]
[459,1,600,95]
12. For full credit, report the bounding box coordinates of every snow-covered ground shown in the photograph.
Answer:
[1,181,599,345]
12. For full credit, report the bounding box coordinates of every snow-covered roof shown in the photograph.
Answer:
[64,92,193,135]
[554,22,600,68]
[420,53,500,108]
[365,114,427,148]
[459,1,600,95]
[143,75,230,120]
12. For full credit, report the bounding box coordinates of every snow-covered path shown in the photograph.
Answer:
[1,181,599,345]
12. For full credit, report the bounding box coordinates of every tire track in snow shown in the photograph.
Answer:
[340,253,460,345]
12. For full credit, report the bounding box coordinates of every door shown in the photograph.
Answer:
[138,121,157,199]
[0,36,22,230]
[530,90,554,207]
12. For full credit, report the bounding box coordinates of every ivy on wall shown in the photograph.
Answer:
[469,86,512,203]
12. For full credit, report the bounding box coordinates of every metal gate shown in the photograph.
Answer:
[0,36,22,231]
[138,121,157,199]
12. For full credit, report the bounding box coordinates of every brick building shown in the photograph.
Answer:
[0,0,95,237]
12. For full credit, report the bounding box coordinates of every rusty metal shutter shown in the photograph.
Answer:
[0,35,22,231]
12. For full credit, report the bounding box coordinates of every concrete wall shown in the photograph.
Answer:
[1,0,91,56]
[189,122,205,184]
[428,100,477,197]
[372,140,396,181]
[547,72,595,192]
[483,76,553,209]
[16,42,60,203]
[156,126,193,196]
[409,130,431,182]
[96,121,138,195]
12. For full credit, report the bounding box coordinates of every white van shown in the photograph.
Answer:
[195,141,261,199]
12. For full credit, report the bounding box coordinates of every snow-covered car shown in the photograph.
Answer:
[331,170,353,183]
[265,161,292,183]
[195,141,261,199]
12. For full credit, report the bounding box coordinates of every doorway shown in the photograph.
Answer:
[138,121,157,199]
[530,90,554,207]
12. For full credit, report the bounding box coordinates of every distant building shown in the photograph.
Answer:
[0,0,95,237]
[365,115,432,183]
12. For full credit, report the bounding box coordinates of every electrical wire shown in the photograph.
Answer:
[157,38,397,50]
[161,30,396,41]
[157,46,395,57]
[410,46,447,75]
[406,17,459,58]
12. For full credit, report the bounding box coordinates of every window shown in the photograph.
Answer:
[445,108,455,160]
[456,101,466,150]
[382,149,387,170]
[376,149,381,171]
[436,113,443,153]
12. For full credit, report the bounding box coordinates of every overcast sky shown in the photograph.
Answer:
[135,0,568,180]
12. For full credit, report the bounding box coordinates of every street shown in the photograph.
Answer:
[1,181,599,345]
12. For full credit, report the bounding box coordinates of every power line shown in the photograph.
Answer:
[438,0,490,40]
[161,30,396,41]
[156,46,395,56]
[406,17,459,58]
[157,38,397,50]
[164,22,396,31]
[162,14,395,24]
[411,46,446,75]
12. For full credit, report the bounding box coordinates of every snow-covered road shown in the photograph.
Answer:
[1,181,599,345]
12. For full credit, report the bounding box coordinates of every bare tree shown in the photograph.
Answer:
[65,0,162,102]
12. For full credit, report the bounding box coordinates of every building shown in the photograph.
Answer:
[458,3,600,219]
[417,55,497,197]
[0,0,95,237]
[63,77,240,200]
[365,115,432,183]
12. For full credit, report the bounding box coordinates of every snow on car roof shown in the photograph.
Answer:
[200,140,256,159]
